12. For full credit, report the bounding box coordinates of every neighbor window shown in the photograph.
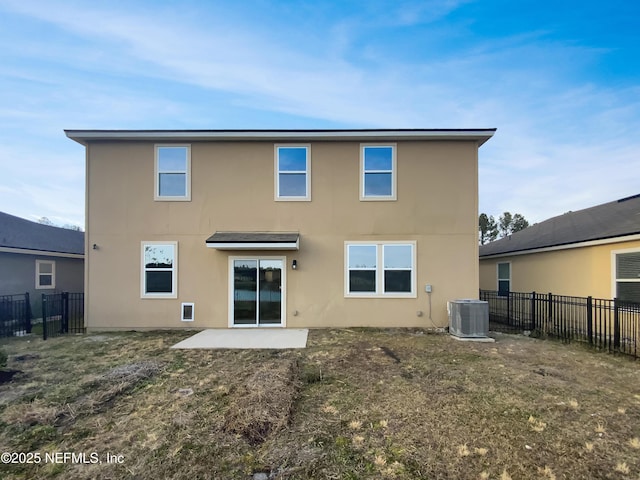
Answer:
[497,262,511,296]
[155,145,191,201]
[141,242,177,298]
[614,249,640,302]
[360,144,396,200]
[275,145,310,200]
[345,242,415,297]
[35,260,55,289]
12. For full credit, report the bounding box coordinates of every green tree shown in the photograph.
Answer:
[478,213,498,245]
[38,217,84,231]
[498,212,513,237]
[511,213,530,233]
[497,211,530,238]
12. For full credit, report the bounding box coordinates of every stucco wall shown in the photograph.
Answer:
[479,238,640,299]
[85,139,481,330]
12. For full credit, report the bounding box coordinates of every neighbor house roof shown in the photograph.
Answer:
[479,194,640,258]
[0,212,84,257]
[65,128,496,146]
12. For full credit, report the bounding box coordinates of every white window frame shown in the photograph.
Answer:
[497,261,511,296]
[611,247,640,300]
[141,241,178,299]
[154,144,191,201]
[360,144,397,201]
[35,259,56,289]
[274,144,311,201]
[344,241,416,298]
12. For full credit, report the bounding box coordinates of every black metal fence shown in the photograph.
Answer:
[42,292,85,339]
[0,293,32,337]
[480,290,640,358]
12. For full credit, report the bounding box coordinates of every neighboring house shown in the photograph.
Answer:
[0,211,84,317]
[66,129,495,331]
[479,194,640,302]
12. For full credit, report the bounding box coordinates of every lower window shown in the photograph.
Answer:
[497,262,510,296]
[141,241,177,298]
[615,250,640,302]
[36,260,56,289]
[345,242,416,297]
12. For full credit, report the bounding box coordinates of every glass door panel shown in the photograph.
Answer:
[232,258,283,326]
[259,260,282,325]
[233,260,257,325]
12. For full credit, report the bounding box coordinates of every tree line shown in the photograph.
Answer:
[38,217,84,232]
[479,212,529,245]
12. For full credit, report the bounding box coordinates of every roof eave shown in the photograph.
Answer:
[479,232,640,259]
[65,129,496,146]
[0,246,84,258]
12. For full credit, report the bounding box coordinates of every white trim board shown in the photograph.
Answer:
[0,246,84,259]
[207,241,299,250]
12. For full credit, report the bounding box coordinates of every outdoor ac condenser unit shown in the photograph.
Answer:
[448,299,489,338]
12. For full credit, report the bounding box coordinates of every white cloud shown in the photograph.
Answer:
[0,0,638,227]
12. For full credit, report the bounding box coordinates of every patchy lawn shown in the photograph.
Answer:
[0,329,639,479]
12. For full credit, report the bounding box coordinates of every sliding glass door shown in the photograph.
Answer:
[232,258,283,326]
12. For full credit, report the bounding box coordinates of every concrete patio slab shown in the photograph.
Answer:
[171,328,309,349]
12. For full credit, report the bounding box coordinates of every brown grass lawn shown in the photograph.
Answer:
[0,329,639,479]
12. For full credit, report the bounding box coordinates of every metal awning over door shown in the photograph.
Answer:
[205,232,299,250]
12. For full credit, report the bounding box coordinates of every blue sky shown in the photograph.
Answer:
[0,0,638,228]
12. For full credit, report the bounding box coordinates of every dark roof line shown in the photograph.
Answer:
[65,128,497,147]
[65,128,496,133]
[0,211,84,255]
[479,194,640,257]
[618,193,640,203]
[481,231,640,258]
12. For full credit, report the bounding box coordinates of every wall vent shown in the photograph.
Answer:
[181,302,194,322]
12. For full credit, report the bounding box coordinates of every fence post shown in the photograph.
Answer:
[42,293,48,340]
[531,291,536,331]
[613,298,621,351]
[24,292,32,334]
[62,292,69,334]
[586,296,593,345]
[546,292,551,335]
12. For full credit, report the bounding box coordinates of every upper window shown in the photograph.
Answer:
[615,250,640,302]
[36,260,55,289]
[497,262,511,296]
[275,145,310,201]
[155,145,191,201]
[345,242,415,297]
[141,242,177,298]
[360,144,397,201]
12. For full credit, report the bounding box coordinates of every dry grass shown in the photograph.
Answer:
[1,328,639,479]
[222,357,299,445]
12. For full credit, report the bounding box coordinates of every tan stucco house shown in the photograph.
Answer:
[66,129,495,331]
[479,194,640,302]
